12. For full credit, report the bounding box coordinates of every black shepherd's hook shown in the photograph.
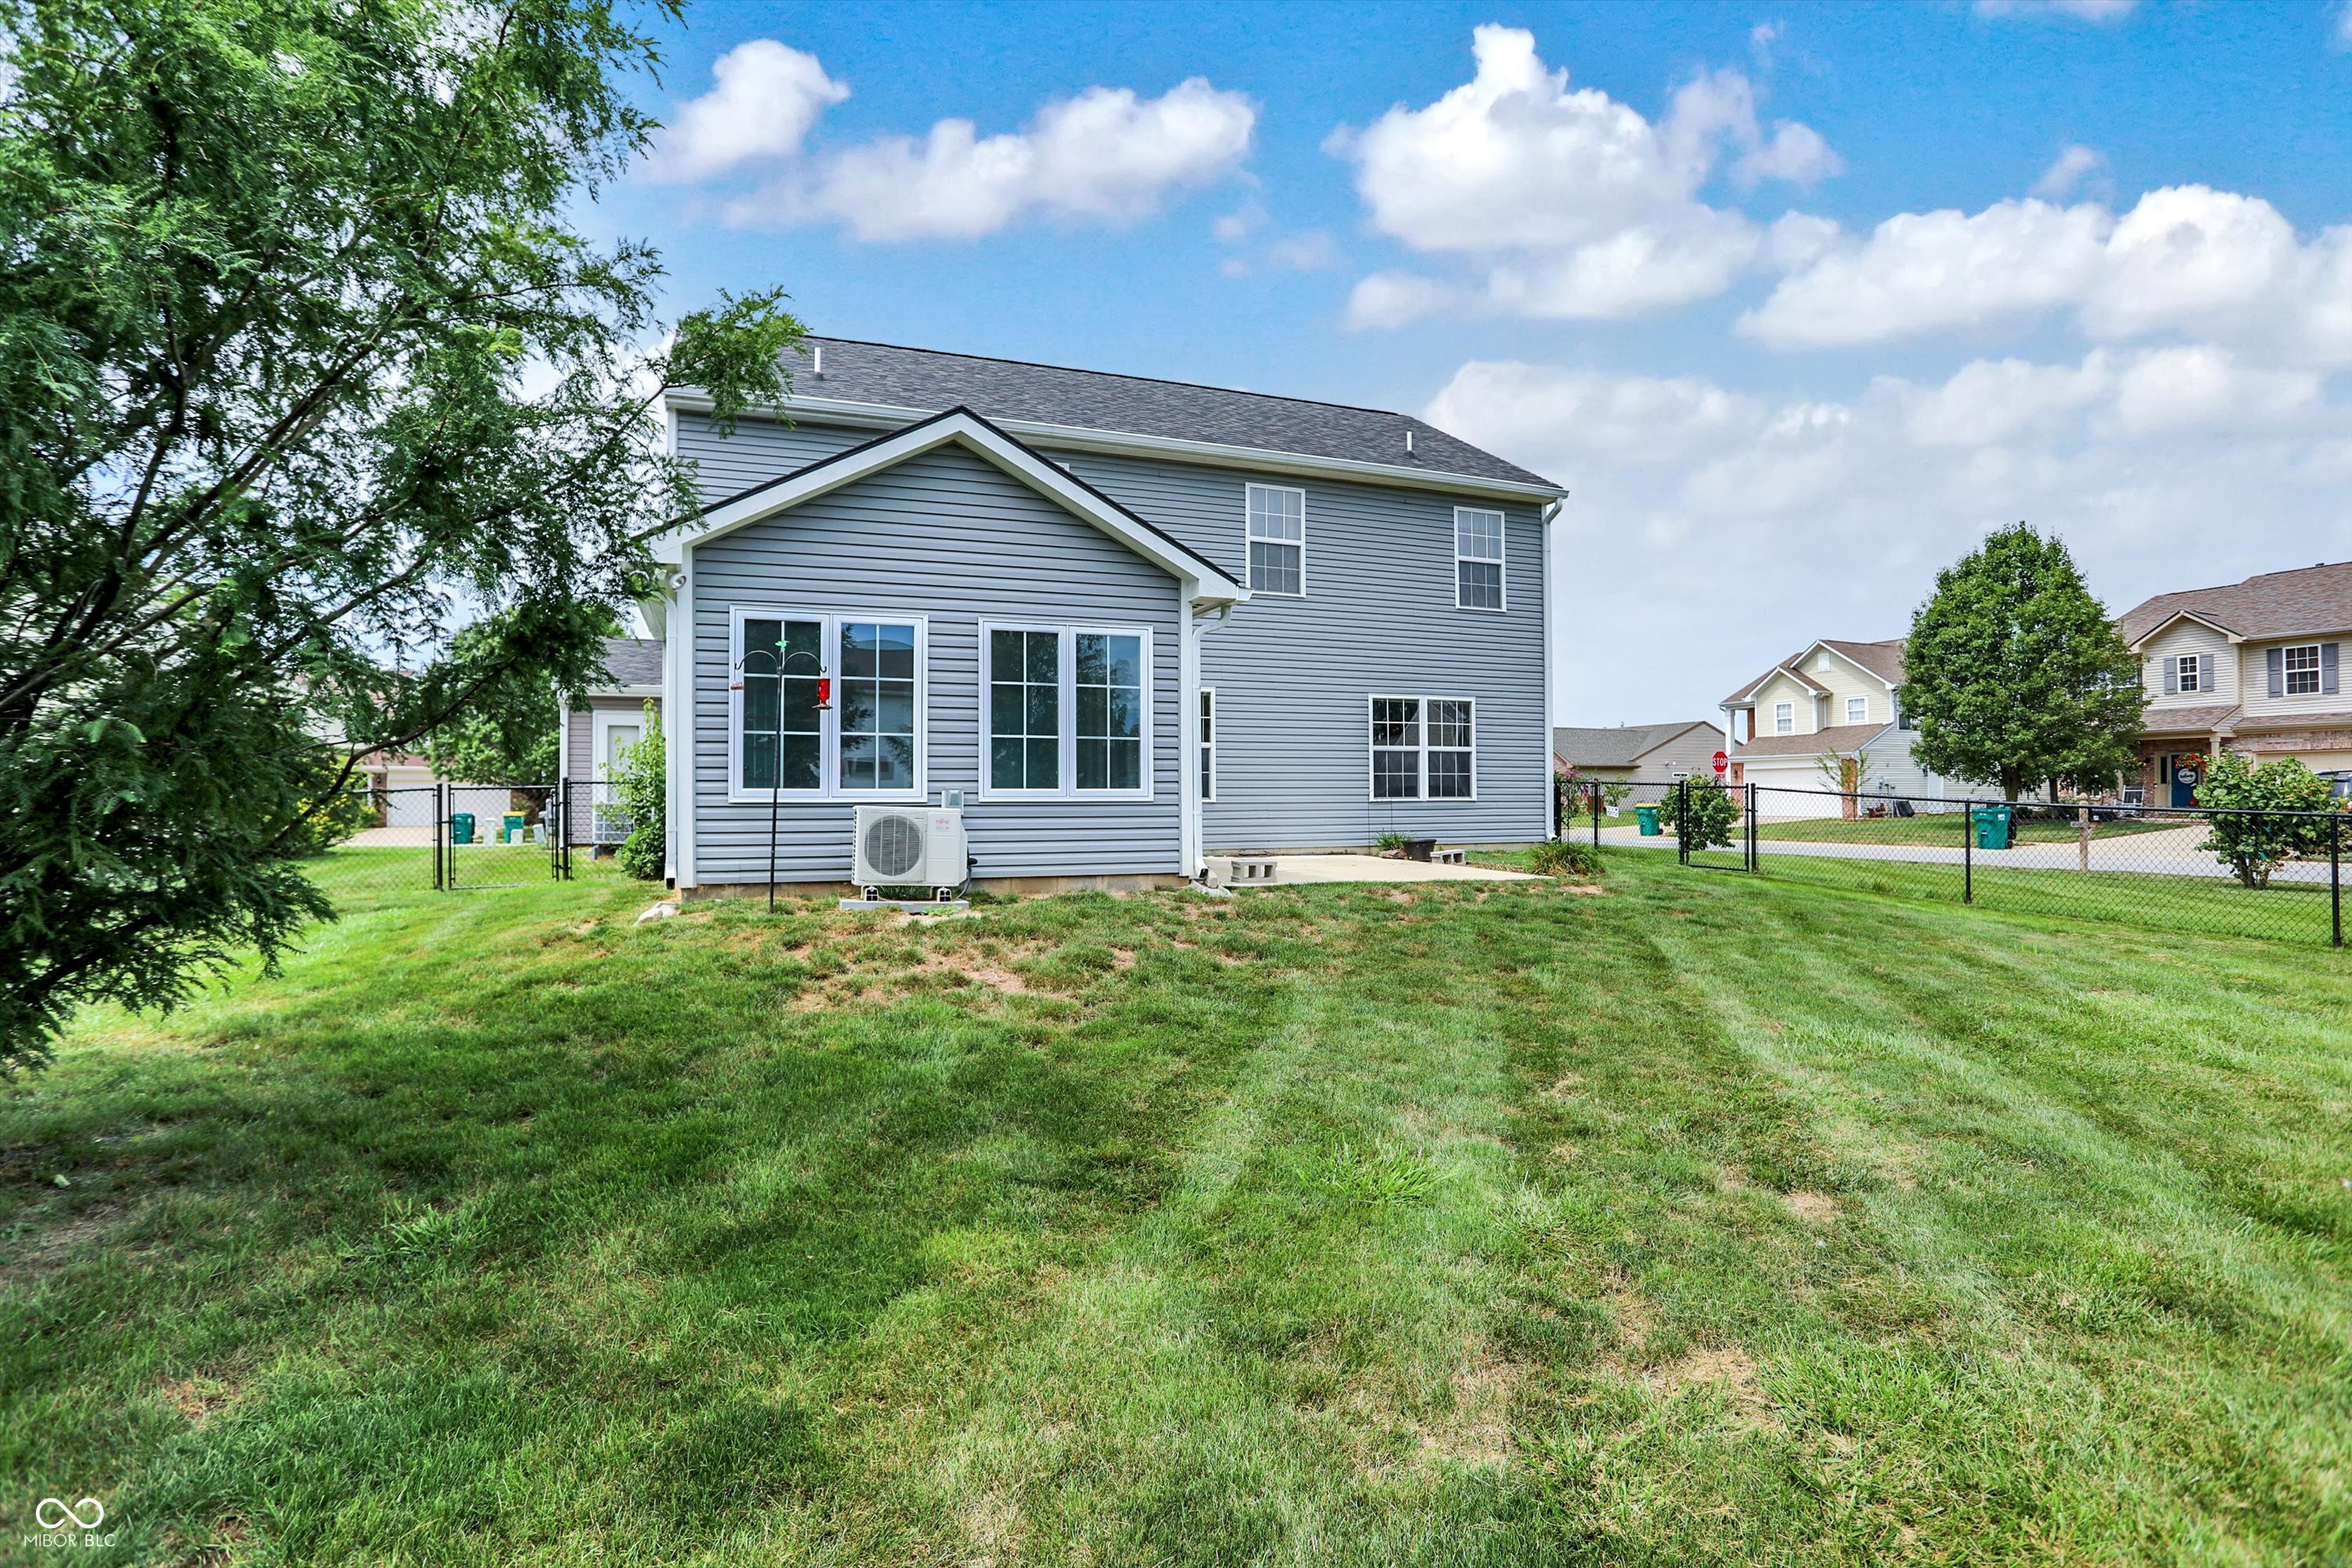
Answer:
[738,638,826,913]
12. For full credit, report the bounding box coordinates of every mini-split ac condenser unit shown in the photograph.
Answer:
[851,804,968,900]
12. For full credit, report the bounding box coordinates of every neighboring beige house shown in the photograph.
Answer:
[1552,721,1722,785]
[2119,561,2352,808]
[1719,637,1964,817]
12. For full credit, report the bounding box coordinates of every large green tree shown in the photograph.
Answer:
[1904,524,2143,802]
[0,0,801,1069]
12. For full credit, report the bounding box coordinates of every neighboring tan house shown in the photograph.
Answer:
[558,633,665,844]
[639,336,1566,894]
[1552,721,1721,785]
[1719,637,1964,817]
[2119,561,2352,807]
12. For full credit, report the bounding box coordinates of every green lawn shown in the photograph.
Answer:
[6,851,2350,1564]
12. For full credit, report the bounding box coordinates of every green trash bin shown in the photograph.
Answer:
[451,811,475,845]
[503,811,527,844]
[1970,805,2014,851]
[1635,805,1662,837]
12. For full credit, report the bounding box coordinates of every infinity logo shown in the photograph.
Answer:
[34,1497,103,1530]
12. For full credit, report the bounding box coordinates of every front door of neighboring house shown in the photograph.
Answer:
[2167,753,2201,809]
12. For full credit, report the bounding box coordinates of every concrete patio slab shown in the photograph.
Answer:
[1207,853,1538,887]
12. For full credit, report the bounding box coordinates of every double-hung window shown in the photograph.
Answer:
[1246,485,1305,596]
[1454,508,1504,610]
[1773,701,1794,735]
[2285,644,2322,695]
[1369,696,1475,800]
[983,623,1152,797]
[1200,688,1217,801]
[733,611,924,798]
[1845,695,1868,725]
[2176,653,2205,694]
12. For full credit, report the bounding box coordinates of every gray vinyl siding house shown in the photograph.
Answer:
[644,338,1565,895]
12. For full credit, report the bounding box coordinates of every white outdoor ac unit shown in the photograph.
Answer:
[851,804,968,900]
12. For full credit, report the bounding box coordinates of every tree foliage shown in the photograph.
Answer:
[0,0,804,1069]
[1671,775,1739,851]
[416,624,572,786]
[1904,525,2143,801]
[2192,752,2339,889]
[612,702,665,880]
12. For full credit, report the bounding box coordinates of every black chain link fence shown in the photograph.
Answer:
[293,782,638,912]
[1567,777,2348,947]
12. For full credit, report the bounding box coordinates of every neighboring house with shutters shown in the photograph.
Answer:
[2119,561,2352,808]
[1552,721,1720,785]
[1719,637,1966,818]
[637,337,1566,895]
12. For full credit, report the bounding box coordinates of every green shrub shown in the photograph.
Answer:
[2194,752,2339,888]
[1671,777,1740,851]
[612,702,666,881]
[1375,831,1412,853]
[1529,837,1602,878]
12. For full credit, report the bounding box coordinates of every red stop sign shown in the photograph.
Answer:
[1711,750,1728,774]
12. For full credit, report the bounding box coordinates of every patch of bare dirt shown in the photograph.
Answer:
[0,1203,129,1290]
[1641,1345,1780,1432]
[159,1374,240,1427]
[1418,1343,1517,1467]
[1782,1190,1839,1224]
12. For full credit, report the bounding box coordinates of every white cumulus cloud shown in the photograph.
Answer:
[2030,143,2110,201]
[643,41,848,183]
[723,77,1255,241]
[1332,26,1837,325]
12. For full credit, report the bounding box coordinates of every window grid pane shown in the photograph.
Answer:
[1076,633,1143,791]
[1200,689,1215,802]
[990,628,1058,789]
[1247,487,1305,593]
[2286,644,2321,695]
[1372,698,1422,799]
[1249,540,1301,595]
[1427,699,1473,800]
[742,618,824,791]
[1455,510,1503,561]
[839,622,916,790]
[1457,559,1502,609]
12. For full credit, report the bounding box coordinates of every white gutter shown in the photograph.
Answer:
[664,390,1568,507]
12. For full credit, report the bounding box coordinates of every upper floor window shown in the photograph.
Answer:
[2285,643,2322,695]
[1846,695,1868,725]
[1246,485,1305,596]
[1774,702,1794,735]
[2175,653,2205,693]
[1454,508,1504,611]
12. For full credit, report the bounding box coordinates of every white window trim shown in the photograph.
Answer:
[1244,482,1308,598]
[2178,652,2204,694]
[1200,685,1217,803]
[726,606,929,804]
[1452,506,1507,612]
[2283,642,2323,695]
[978,619,1156,802]
[1773,701,1795,735]
[590,707,648,784]
[1845,695,1869,726]
[1365,694,1478,803]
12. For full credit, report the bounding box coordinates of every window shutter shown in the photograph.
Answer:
[2267,647,2285,698]
[2162,657,2178,695]
[2326,642,2341,696]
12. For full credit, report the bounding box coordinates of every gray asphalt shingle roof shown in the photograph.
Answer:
[1552,721,1716,768]
[2118,561,2352,645]
[1733,722,1890,759]
[783,337,1561,492]
[594,637,663,689]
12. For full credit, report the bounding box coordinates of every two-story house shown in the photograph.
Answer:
[2119,562,2352,806]
[625,338,1566,895]
[1719,637,1964,816]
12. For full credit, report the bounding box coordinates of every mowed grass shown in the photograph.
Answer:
[5,852,2351,1565]
[1749,813,2178,846]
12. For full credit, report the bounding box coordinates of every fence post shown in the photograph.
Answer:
[2332,813,2342,949]
[434,781,445,892]
[1676,778,1690,866]
[1588,782,1601,851]
[1962,799,1973,906]
[1747,782,1758,873]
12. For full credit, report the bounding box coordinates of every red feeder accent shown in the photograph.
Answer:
[815,676,833,710]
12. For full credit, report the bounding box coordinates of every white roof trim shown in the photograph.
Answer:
[580,684,662,699]
[2129,608,2245,650]
[665,389,1567,506]
[659,408,1249,604]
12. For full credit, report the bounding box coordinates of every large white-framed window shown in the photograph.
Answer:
[1773,701,1795,735]
[729,608,927,802]
[1246,484,1305,596]
[1454,507,1504,611]
[980,621,1154,800]
[1200,687,1217,802]
[1845,695,1868,725]
[1368,695,1475,800]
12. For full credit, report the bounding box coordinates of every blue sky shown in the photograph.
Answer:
[593,1,2352,723]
